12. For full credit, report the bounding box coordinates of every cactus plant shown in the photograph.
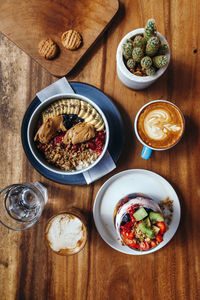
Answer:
[146,36,160,56]
[132,47,144,62]
[122,39,133,49]
[144,19,156,42]
[146,66,156,76]
[141,56,152,69]
[158,42,169,54]
[121,19,169,77]
[126,58,136,69]
[133,35,145,49]
[153,55,168,68]
[122,40,134,59]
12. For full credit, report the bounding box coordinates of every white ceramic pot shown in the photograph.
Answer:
[116,28,170,90]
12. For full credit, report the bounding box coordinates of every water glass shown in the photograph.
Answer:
[0,182,47,231]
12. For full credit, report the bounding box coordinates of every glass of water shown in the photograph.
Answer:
[0,182,48,231]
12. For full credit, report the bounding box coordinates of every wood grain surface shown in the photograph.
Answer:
[0,0,200,299]
[0,0,119,76]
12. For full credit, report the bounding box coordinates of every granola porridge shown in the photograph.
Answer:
[34,98,106,171]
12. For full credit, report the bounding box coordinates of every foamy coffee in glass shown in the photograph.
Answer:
[135,100,185,159]
[45,209,87,255]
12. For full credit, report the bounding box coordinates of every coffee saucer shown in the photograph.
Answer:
[93,169,181,255]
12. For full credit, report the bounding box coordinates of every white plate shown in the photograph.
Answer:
[93,169,181,255]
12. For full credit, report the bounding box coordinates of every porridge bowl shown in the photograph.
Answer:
[27,93,109,175]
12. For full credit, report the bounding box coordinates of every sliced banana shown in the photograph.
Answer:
[66,100,71,114]
[77,100,105,130]
[73,99,81,114]
[51,103,61,116]
[42,100,66,121]
[68,99,80,114]
[89,114,103,126]
[57,100,68,114]
[68,99,74,114]
[61,99,68,114]
[96,122,105,131]
[82,103,94,119]
[84,108,97,122]
[78,101,88,118]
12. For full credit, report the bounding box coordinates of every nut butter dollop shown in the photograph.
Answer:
[34,115,66,144]
[63,122,95,145]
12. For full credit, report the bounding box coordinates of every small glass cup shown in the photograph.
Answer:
[0,182,47,231]
[45,208,88,256]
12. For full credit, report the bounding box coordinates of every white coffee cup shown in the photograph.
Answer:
[134,100,185,159]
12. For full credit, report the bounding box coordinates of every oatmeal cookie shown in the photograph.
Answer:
[38,38,58,60]
[61,30,82,50]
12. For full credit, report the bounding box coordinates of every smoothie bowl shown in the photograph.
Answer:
[114,193,167,251]
[27,93,109,175]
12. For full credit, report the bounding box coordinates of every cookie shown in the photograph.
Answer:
[38,38,58,60]
[61,30,82,50]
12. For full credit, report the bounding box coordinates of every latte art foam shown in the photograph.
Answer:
[137,102,184,149]
[144,109,182,141]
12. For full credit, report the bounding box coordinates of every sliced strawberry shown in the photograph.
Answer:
[127,206,136,221]
[139,241,150,251]
[150,240,157,248]
[122,237,138,249]
[121,221,134,230]
[156,234,163,243]
[156,222,166,235]
[124,231,135,239]
[128,241,139,249]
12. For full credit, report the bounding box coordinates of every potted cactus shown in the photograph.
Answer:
[116,19,170,90]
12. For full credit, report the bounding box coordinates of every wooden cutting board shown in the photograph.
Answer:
[0,0,119,77]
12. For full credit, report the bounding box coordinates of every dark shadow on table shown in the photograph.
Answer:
[105,93,136,169]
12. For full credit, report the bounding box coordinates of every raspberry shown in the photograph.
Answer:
[53,133,65,146]
[89,142,96,150]
[96,140,102,146]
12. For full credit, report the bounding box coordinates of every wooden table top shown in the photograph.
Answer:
[0,0,200,299]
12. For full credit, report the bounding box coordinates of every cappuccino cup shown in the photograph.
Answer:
[45,208,87,256]
[134,100,185,159]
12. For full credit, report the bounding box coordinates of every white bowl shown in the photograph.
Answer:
[27,93,110,175]
[114,193,163,252]
[116,28,170,90]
